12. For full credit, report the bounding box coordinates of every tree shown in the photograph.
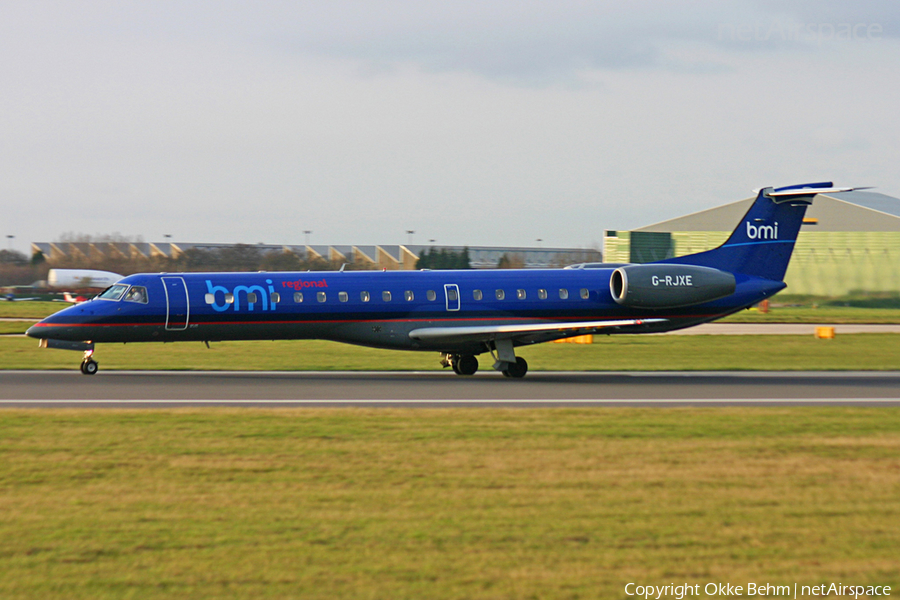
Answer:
[416,247,472,270]
[497,253,525,269]
[0,250,28,266]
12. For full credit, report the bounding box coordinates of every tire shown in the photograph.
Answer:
[456,355,478,376]
[82,360,99,375]
[505,357,527,379]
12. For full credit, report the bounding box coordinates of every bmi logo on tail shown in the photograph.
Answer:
[746,221,779,240]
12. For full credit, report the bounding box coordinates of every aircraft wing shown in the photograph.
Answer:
[408,318,666,344]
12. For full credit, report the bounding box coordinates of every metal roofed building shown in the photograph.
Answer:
[604,190,900,295]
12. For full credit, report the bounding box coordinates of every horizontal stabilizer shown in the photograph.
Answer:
[767,186,868,197]
[409,318,666,344]
[755,183,871,200]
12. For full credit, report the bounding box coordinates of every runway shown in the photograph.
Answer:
[1,370,899,407]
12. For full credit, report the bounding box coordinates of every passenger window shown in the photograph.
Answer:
[225,293,234,304]
[517,289,526,300]
[205,293,215,304]
[580,288,589,300]
[294,292,303,303]
[383,291,392,302]
[559,289,568,299]
[361,291,370,302]
[124,286,148,304]
[473,289,483,301]
[270,292,280,304]
[405,290,414,301]
[495,289,505,300]
[317,291,326,302]
[247,292,258,304]
[447,288,458,301]
[426,290,436,301]
[538,289,548,300]
[339,291,349,302]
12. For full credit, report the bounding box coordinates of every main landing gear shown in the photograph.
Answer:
[439,339,529,379]
[500,357,528,379]
[80,349,99,375]
[491,339,528,379]
[441,353,479,376]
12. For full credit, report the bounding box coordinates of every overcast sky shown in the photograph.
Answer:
[2,1,898,253]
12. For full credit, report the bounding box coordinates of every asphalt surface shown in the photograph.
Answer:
[1,370,899,407]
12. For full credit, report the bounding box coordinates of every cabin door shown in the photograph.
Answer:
[444,284,460,312]
[162,276,190,331]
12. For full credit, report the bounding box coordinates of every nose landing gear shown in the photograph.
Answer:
[80,349,99,375]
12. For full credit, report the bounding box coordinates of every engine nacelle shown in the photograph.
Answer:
[609,264,736,309]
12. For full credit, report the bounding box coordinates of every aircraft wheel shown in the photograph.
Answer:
[455,355,478,376]
[505,357,528,379]
[81,359,99,375]
[450,355,462,374]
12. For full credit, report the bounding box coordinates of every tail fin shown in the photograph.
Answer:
[663,183,859,281]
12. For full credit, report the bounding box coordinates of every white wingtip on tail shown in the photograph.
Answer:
[766,185,871,198]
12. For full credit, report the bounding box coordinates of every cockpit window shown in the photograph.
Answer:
[97,284,129,301]
[123,286,149,304]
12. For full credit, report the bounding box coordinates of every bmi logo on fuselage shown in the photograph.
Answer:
[205,280,277,312]
[746,221,779,240]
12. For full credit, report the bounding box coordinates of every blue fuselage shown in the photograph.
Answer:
[28,268,784,355]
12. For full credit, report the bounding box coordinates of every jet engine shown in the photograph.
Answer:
[609,264,736,309]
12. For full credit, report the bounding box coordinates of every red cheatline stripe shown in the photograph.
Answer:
[31,313,711,329]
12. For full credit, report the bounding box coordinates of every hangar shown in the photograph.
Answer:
[603,190,900,295]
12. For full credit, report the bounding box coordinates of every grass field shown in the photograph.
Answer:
[0,301,67,319]
[721,306,900,323]
[3,333,900,372]
[0,322,30,334]
[0,408,897,599]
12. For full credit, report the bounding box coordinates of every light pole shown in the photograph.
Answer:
[406,230,415,246]
[5,235,13,251]
[304,230,312,246]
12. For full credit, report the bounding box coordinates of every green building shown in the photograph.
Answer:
[604,191,900,295]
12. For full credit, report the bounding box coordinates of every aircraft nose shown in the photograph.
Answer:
[26,323,50,339]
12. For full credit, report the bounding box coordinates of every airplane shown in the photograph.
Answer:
[3,294,41,302]
[48,268,124,290]
[59,292,89,304]
[27,182,860,377]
